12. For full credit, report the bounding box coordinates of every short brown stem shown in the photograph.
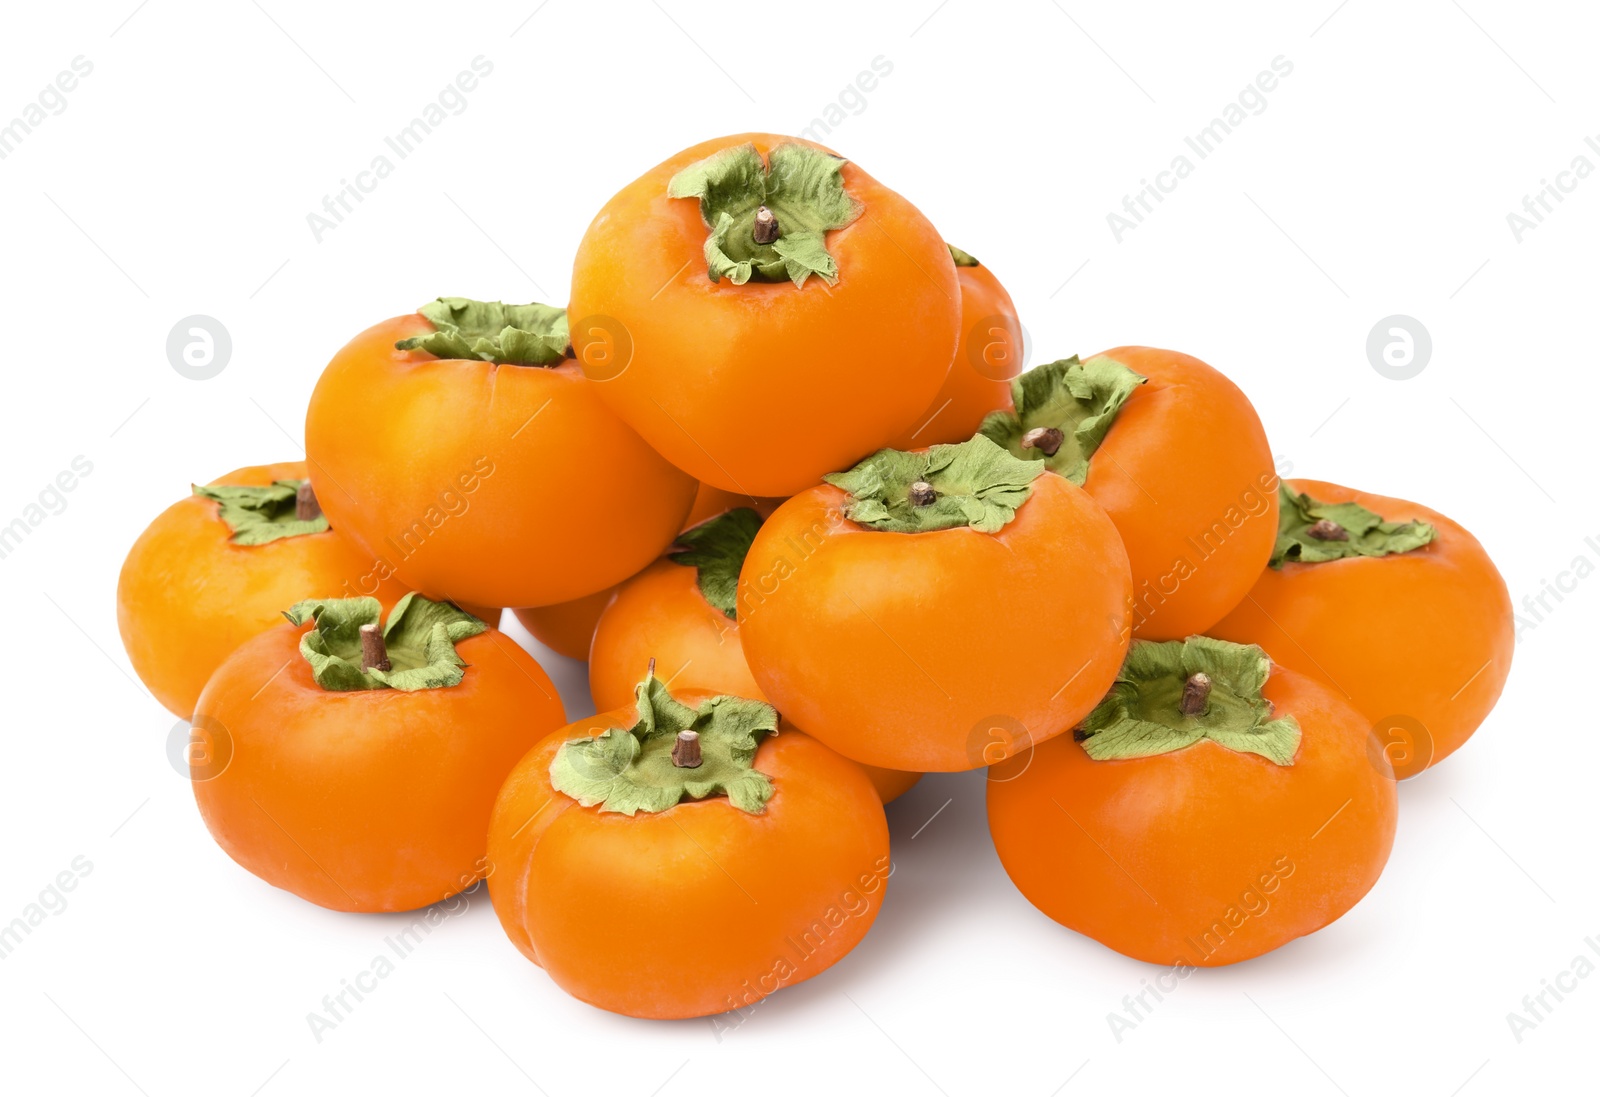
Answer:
[1020,426,1065,457]
[1179,672,1211,716]
[672,730,703,769]
[296,481,322,522]
[908,480,937,507]
[1307,519,1348,542]
[752,205,779,245]
[360,624,391,673]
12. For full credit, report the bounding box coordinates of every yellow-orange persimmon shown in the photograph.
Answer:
[305,299,697,610]
[988,637,1397,966]
[117,462,417,718]
[739,436,1132,772]
[486,671,889,1019]
[568,133,960,496]
[891,245,1023,449]
[980,347,1278,640]
[192,595,563,912]
[1212,480,1513,778]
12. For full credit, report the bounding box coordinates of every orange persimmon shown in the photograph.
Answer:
[1211,480,1513,778]
[738,436,1132,772]
[191,594,564,912]
[891,245,1023,449]
[568,133,960,496]
[980,347,1278,640]
[987,637,1397,966]
[304,298,697,610]
[589,508,921,802]
[486,668,890,1019]
[117,462,416,718]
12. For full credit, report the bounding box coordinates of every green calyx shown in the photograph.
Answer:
[193,480,328,545]
[978,354,1147,485]
[395,297,570,366]
[283,593,487,692]
[947,244,980,267]
[549,669,778,815]
[1272,483,1436,567]
[667,142,863,287]
[668,508,763,620]
[1078,637,1301,765]
[824,434,1044,535]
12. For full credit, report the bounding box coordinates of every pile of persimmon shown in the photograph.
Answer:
[117,131,1513,1020]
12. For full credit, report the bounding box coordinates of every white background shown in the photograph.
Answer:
[1,1,1594,1093]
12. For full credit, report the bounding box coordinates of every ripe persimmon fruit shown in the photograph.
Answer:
[1211,480,1513,778]
[118,462,419,718]
[738,435,1132,772]
[568,133,960,496]
[590,507,921,802]
[891,245,1023,449]
[590,507,766,712]
[305,298,698,610]
[192,594,564,912]
[987,637,1397,966]
[486,667,890,1019]
[980,347,1278,640]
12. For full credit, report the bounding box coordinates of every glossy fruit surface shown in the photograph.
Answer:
[117,461,410,718]
[1212,479,1512,778]
[568,132,960,496]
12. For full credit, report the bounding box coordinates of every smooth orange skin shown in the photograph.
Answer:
[511,483,784,662]
[987,666,1397,966]
[512,589,615,662]
[192,620,565,912]
[862,765,922,804]
[117,462,415,718]
[589,559,762,711]
[304,315,698,609]
[568,132,961,497]
[486,699,890,1019]
[589,557,921,802]
[1211,480,1513,779]
[891,260,1022,449]
[1076,346,1279,640]
[738,476,1133,772]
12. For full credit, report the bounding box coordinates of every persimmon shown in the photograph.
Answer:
[590,508,766,711]
[589,508,922,802]
[891,245,1023,449]
[1211,480,1513,778]
[511,482,782,661]
[191,594,564,912]
[738,435,1132,772]
[567,132,960,496]
[987,637,1397,966]
[304,298,698,609]
[980,347,1278,640]
[486,667,890,1019]
[117,462,421,718]
[511,588,615,663]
